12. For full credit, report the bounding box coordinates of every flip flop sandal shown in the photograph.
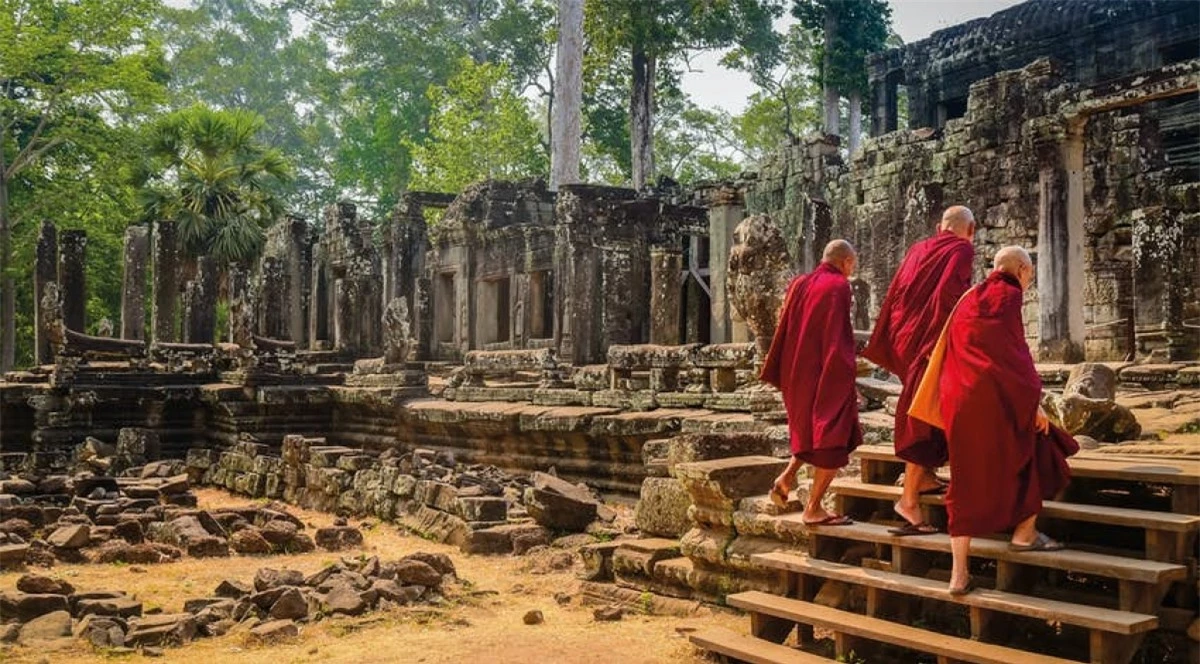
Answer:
[889,521,939,536]
[949,576,976,596]
[1009,532,1065,552]
[803,514,853,527]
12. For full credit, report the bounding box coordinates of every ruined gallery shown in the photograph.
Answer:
[0,1,1197,663]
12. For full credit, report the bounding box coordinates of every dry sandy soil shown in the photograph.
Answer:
[0,489,739,664]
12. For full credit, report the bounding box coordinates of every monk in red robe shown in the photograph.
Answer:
[939,246,1079,594]
[863,206,975,535]
[761,239,862,526]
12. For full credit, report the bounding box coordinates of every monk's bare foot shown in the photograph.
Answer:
[893,500,923,527]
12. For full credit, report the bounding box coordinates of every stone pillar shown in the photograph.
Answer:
[414,274,433,361]
[33,221,57,364]
[183,256,217,344]
[58,230,87,332]
[152,221,179,344]
[1036,132,1085,363]
[707,191,744,343]
[120,226,149,340]
[649,248,682,345]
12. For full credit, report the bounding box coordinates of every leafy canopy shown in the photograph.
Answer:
[135,104,294,266]
[409,59,548,194]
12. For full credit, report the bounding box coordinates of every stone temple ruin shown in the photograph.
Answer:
[1,1,1198,662]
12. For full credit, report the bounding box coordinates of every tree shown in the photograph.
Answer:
[550,0,584,189]
[654,96,742,184]
[294,0,554,214]
[585,0,784,190]
[0,0,166,370]
[409,59,548,194]
[725,23,821,160]
[158,0,338,217]
[792,0,891,150]
[135,105,293,266]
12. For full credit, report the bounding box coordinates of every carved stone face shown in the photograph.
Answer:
[727,214,793,355]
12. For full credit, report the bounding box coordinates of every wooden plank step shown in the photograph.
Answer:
[830,479,1200,532]
[728,591,1079,664]
[771,517,1188,584]
[688,626,833,664]
[853,445,1200,487]
[752,551,1158,634]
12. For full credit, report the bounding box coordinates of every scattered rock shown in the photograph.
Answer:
[0,592,69,622]
[268,588,308,621]
[254,568,305,592]
[391,560,442,589]
[16,574,74,596]
[314,526,364,551]
[593,605,623,622]
[322,584,367,616]
[230,528,272,555]
[522,609,544,625]
[47,524,90,549]
[247,619,298,645]
[554,592,572,606]
[18,609,72,644]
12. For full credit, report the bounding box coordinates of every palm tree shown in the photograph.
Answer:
[135,104,293,266]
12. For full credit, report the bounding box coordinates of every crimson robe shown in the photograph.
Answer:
[938,271,1079,537]
[863,231,974,467]
[760,262,862,469]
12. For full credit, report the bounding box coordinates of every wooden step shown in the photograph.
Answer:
[829,479,1200,533]
[688,626,833,664]
[728,591,1079,664]
[853,445,1200,487]
[771,517,1188,586]
[752,551,1159,634]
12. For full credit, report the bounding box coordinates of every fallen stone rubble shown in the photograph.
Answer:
[0,553,456,652]
[190,435,626,555]
[0,460,362,570]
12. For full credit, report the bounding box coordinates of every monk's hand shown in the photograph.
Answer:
[1035,406,1050,434]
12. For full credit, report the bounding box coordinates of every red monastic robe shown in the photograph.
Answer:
[938,271,1079,537]
[863,231,974,467]
[760,262,862,469]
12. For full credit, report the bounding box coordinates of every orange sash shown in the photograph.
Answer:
[907,287,976,430]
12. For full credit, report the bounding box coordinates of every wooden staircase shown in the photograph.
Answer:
[688,447,1199,664]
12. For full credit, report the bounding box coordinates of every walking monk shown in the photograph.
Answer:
[937,246,1079,594]
[862,206,976,535]
[760,239,862,526]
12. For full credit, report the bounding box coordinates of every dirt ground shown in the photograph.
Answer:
[0,489,740,664]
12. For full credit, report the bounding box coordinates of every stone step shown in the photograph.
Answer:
[771,517,1187,587]
[688,626,833,663]
[831,479,1200,533]
[728,592,1079,664]
[753,551,1158,635]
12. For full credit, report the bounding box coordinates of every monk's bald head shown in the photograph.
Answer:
[941,206,976,241]
[822,239,857,277]
[993,245,1034,290]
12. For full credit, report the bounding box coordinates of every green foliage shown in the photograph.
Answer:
[134,104,294,266]
[409,59,548,193]
[655,98,742,184]
[0,0,167,367]
[726,24,822,162]
[792,0,892,97]
[158,0,339,216]
[583,0,784,184]
[293,0,554,215]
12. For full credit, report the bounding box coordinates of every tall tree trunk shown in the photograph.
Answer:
[848,89,862,153]
[822,9,840,137]
[630,45,656,191]
[0,165,12,372]
[551,0,584,190]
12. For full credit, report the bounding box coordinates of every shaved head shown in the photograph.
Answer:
[822,239,858,277]
[941,206,976,240]
[993,245,1034,289]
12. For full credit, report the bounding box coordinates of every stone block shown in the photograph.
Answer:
[635,477,691,538]
[0,592,69,622]
[524,487,597,532]
[675,456,786,511]
[666,433,775,475]
[456,496,507,522]
[612,538,681,581]
[47,524,90,549]
[248,619,299,644]
[578,541,621,582]
[18,610,71,644]
[125,613,197,647]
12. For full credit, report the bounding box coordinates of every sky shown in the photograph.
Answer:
[682,0,1027,114]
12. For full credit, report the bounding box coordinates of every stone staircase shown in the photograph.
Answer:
[688,446,1200,664]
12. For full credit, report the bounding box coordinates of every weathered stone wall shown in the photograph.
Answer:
[867,0,1199,136]
[748,58,1200,361]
